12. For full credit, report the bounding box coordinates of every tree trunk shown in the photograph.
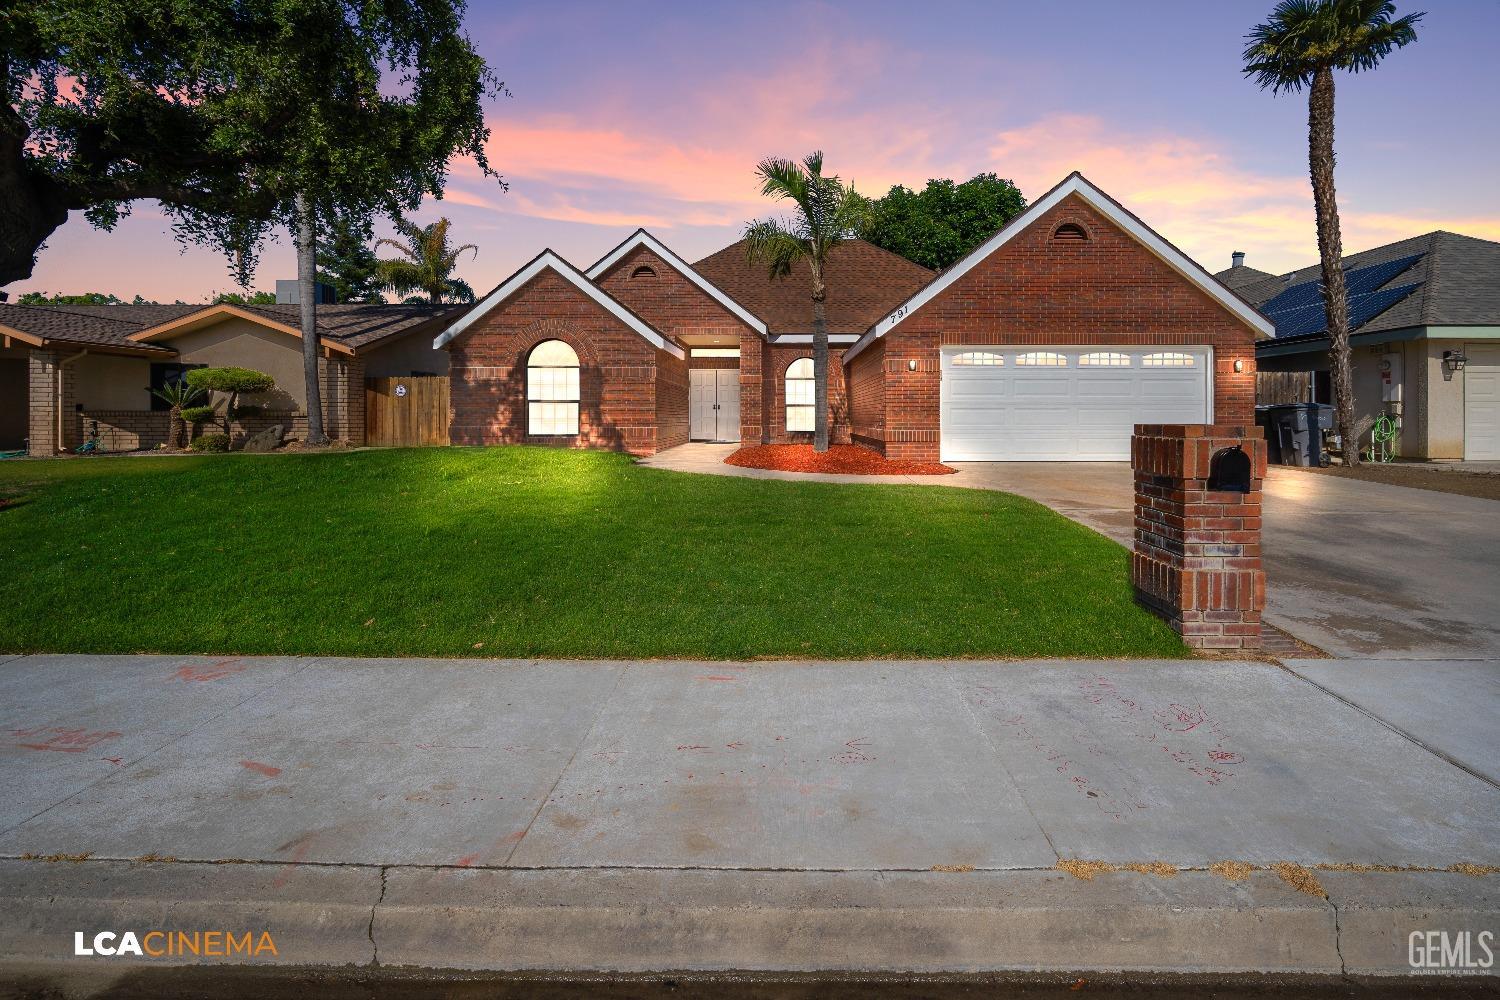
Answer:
[1308,67,1357,466]
[810,270,830,453]
[295,194,330,445]
[168,405,183,449]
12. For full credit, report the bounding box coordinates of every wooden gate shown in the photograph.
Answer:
[365,376,450,447]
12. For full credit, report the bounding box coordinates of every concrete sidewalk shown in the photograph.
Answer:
[2,654,1497,988]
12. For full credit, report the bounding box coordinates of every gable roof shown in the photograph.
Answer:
[693,238,932,339]
[433,249,685,358]
[0,301,460,357]
[843,172,1276,364]
[585,229,768,336]
[1221,231,1500,344]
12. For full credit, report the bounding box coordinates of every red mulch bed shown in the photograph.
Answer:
[725,444,956,476]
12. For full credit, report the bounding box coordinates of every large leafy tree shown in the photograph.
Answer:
[375,216,478,304]
[744,152,871,453]
[1244,0,1422,466]
[863,174,1026,271]
[3,0,505,442]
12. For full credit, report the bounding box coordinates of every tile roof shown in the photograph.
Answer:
[1219,232,1500,342]
[692,239,933,336]
[0,301,462,354]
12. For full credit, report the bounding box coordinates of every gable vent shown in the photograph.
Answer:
[630,264,657,279]
[1052,222,1089,242]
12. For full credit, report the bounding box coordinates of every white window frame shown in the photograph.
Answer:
[1015,351,1068,367]
[950,351,1005,366]
[785,357,815,433]
[1079,351,1132,367]
[527,340,581,436]
[1142,351,1197,368]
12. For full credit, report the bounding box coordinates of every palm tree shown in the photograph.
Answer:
[744,152,870,452]
[150,379,205,450]
[375,216,479,304]
[1244,0,1422,466]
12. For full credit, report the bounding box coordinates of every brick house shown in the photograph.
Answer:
[0,301,456,455]
[438,172,1270,462]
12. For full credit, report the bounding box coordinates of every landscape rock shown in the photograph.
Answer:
[241,424,285,452]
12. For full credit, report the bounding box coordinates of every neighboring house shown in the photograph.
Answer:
[437,172,1267,462]
[1219,232,1500,461]
[0,301,458,454]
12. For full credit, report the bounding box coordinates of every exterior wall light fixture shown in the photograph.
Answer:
[908,359,918,371]
[1442,349,1467,381]
[1233,359,1245,373]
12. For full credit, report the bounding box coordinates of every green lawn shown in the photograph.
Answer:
[0,447,1185,659]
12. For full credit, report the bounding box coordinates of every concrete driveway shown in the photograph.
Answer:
[951,463,1500,659]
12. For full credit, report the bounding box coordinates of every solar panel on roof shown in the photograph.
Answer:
[1265,254,1425,338]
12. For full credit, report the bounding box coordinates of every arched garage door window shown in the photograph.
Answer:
[785,358,815,432]
[528,340,580,435]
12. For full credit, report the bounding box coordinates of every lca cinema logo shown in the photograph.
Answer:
[1409,930,1494,975]
[74,929,278,958]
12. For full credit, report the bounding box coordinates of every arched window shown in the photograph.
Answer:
[1052,222,1089,241]
[630,264,657,280]
[527,339,580,435]
[950,351,1004,366]
[785,358,815,432]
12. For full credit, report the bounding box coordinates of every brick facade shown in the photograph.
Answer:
[764,344,851,445]
[27,349,74,456]
[446,270,683,456]
[1131,424,1266,651]
[856,193,1259,462]
[847,340,886,452]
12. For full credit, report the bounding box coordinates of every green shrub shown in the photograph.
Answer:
[180,405,217,425]
[188,433,230,453]
[184,367,276,396]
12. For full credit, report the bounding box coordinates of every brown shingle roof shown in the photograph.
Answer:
[693,239,932,335]
[0,301,463,354]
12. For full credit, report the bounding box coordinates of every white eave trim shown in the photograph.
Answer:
[586,230,768,336]
[842,173,1275,364]
[434,250,685,359]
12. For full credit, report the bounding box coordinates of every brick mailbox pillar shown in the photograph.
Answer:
[1131,424,1266,651]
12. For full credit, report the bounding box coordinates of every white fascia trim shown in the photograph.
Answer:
[434,250,685,359]
[842,174,1274,365]
[768,333,862,345]
[585,230,768,336]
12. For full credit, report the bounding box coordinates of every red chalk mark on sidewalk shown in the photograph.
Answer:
[696,675,737,682]
[101,756,123,765]
[239,760,282,778]
[455,853,480,867]
[13,727,122,753]
[172,658,248,682]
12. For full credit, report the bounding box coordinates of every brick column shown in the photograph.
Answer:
[318,354,366,445]
[27,348,79,456]
[1131,424,1266,651]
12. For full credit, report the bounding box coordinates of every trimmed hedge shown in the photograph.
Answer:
[188,433,230,453]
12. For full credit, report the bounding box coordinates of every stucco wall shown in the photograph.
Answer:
[171,318,305,411]
[75,354,153,410]
[361,334,449,378]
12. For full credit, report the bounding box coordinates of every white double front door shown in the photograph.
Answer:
[690,368,741,442]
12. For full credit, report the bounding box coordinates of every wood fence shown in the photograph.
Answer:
[365,376,449,447]
[1256,370,1314,406]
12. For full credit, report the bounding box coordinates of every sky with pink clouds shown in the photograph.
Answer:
[13,0,1499,303]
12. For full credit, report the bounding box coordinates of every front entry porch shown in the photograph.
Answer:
[688,367,740,443]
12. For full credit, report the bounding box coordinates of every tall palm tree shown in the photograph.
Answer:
[375,216,479,304]
[1244,0,1422,466]
[744,152,870,453]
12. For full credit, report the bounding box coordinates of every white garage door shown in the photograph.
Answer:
[1466,343,1500,461]
[940,346,1211,461]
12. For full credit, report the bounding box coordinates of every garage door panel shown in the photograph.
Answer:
[1466,344,1500,460]
[940,346,1210,462]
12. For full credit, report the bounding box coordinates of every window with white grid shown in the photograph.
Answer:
[785,357,815,432]
[1015,351,1068,367]
[527,340,580,435]
[1079,352,1132,367]
[950,351,1005,366]
[1142,352,1196,368]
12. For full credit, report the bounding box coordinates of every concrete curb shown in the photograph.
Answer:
[4,859,1498,991]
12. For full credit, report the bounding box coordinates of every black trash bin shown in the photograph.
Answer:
[1261,402,1331,467]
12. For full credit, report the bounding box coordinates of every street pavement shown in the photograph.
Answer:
[2,653,1497,987]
